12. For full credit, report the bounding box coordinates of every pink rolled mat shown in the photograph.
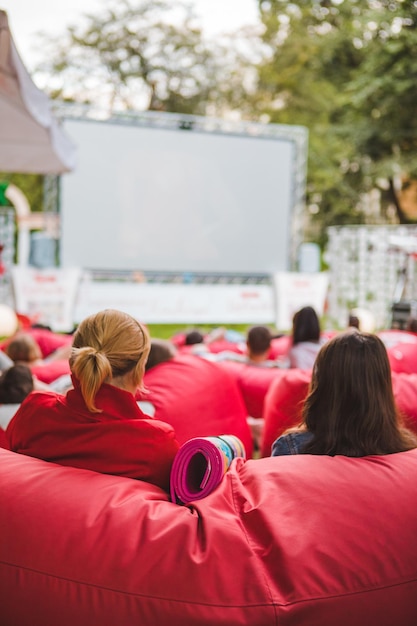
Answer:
[170,435,246,505]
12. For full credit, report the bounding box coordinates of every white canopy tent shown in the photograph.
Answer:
[0,10,76,174]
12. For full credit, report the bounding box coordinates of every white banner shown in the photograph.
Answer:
[11,266,81,332]
[73,277,275,324]
[11,269,330,330]
[274,271,329,331]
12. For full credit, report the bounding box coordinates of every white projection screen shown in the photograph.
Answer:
[60,117,301,275]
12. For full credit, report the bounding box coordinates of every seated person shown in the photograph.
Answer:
[4,331,71,386]
[4,331,72,364]
[197,325,282,368]
[145,338,178,371]
[7,309,179,491]
[288,306,325,370]
[184,330,205,346]
[4,333,43,365]
[348,312,360,330]
[245,325,276,366]
[0,364,34,431]
[272,330,417,457]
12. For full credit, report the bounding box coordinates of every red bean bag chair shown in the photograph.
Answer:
[28,328,73,358]
[1,447,417,625]
[205,339,245,354]
[30,359,71,384]
[261,369,311,457]
[378,330,417,374]
[269,331,337,362]
[269,334,291,358]
[0,328,72,359]
[218,360,286,419]
[139,354,253,457]
[387,342,417,374]
[391,372,417,434]
[172,333,245,355]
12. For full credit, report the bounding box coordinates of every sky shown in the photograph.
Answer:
[1,0,260,70]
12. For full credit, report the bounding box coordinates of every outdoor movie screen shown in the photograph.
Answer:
[60,117,298,275]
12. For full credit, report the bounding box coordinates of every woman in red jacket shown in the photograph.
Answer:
[7,309,179,491]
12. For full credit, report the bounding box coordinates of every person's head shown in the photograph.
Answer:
[145,338,177,371]
[348,313,360,330]
[302,330,416,456]
[350,307,375,333]
[292,306,321,345]
[0,364,34,404]
[5,333,43,364]
[70,309,150,413]
[184,330,205,346]
[246,325,272,362]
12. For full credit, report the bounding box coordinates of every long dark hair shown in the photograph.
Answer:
[292,306,321,345]
[302,330,417,456]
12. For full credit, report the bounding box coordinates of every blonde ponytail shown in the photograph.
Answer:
[70,309,150,412]
[71,346,112,412]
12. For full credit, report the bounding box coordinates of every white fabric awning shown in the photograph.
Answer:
[0,10,76,174]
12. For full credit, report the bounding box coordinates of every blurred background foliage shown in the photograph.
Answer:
[6,0,417,251]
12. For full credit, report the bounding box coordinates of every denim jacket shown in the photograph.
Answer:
[271,431,314,457]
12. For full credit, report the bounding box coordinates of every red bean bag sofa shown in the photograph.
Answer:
[1,447,417,625]
[139,354,253,457]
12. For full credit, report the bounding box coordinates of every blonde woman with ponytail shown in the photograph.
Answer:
[7,310,179,491]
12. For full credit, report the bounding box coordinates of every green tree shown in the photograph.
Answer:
[346,0,417,223]
[253,0,417,242]
[35,0,243,116]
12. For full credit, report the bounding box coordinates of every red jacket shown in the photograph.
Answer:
[6,382,179,491]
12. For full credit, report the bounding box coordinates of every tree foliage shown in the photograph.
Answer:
[253,0,417,240]
[35,0,248,115]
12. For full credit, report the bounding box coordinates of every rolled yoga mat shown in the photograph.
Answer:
[170,435,246,505]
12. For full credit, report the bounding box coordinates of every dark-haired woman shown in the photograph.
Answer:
[272,330,417,457]
[288,306,325,370]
